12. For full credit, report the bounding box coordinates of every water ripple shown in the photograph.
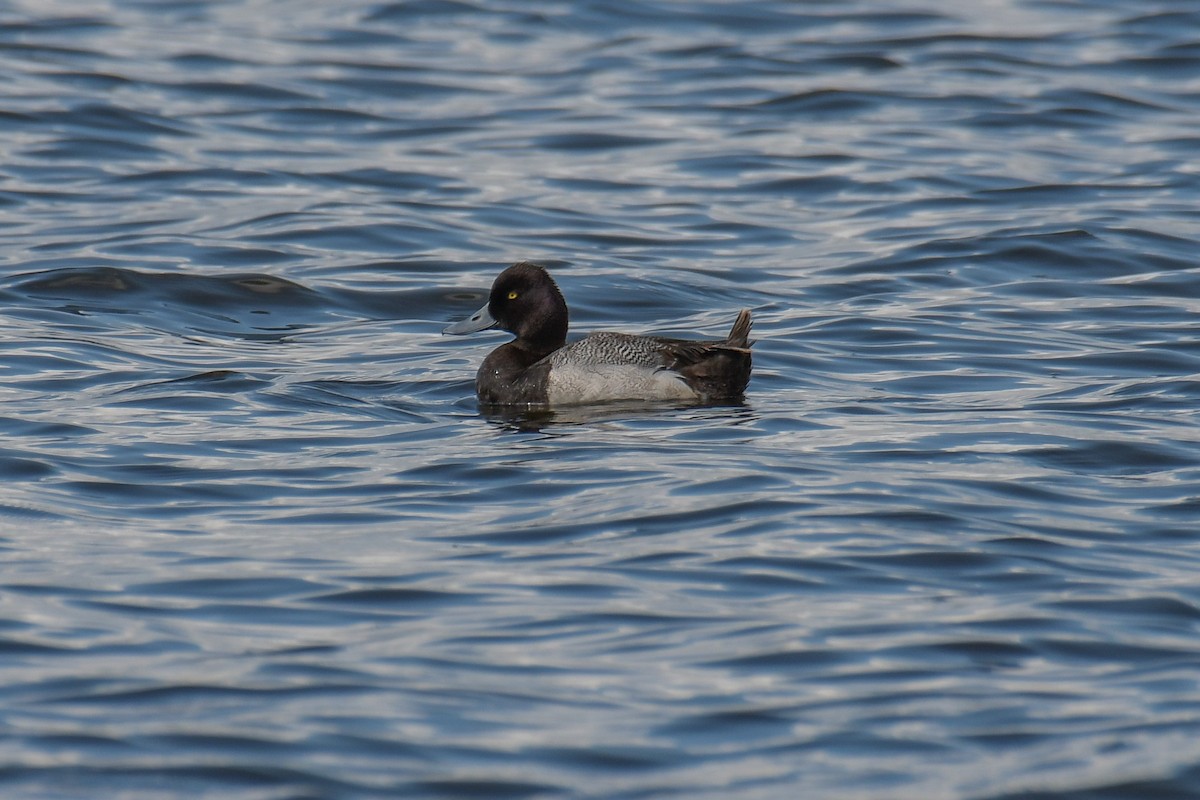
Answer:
[3,0,1200,798]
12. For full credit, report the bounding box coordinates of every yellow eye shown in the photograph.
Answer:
[507,290,519,300]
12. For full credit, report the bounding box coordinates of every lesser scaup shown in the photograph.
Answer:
[444,262,753,406]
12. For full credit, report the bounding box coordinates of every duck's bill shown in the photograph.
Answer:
[443,302,497,335]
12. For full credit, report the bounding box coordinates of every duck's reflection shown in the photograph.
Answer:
[479,399,755,433]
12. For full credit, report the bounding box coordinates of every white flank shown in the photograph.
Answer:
[546,363,698,405]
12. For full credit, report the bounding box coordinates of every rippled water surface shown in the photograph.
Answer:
[3,1,1200,797]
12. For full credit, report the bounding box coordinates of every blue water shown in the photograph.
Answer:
[2,1,1200,797]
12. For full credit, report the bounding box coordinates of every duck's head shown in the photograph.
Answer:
[444,262,568,348]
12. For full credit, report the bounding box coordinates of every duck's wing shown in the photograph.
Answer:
[547,332,675,369]
[542,312,754,402]
[657,310,754,368]
[551,310,754,370]
[540,333,695,404]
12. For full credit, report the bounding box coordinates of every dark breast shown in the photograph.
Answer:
[475,344,552,405]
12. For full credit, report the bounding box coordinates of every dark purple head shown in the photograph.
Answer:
[444,262,568,350]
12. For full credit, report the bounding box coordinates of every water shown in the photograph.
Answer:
[2,0,1200,797]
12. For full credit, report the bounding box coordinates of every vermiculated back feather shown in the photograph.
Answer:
[547,332,674,370]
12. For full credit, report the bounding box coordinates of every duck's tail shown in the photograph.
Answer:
[677,309,753,400]
[724,309,753,350]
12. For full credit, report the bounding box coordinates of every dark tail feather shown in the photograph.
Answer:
[725,309,753,350]
[679,309,753,400]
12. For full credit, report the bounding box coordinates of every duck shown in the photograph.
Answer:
[443,262,753,406]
